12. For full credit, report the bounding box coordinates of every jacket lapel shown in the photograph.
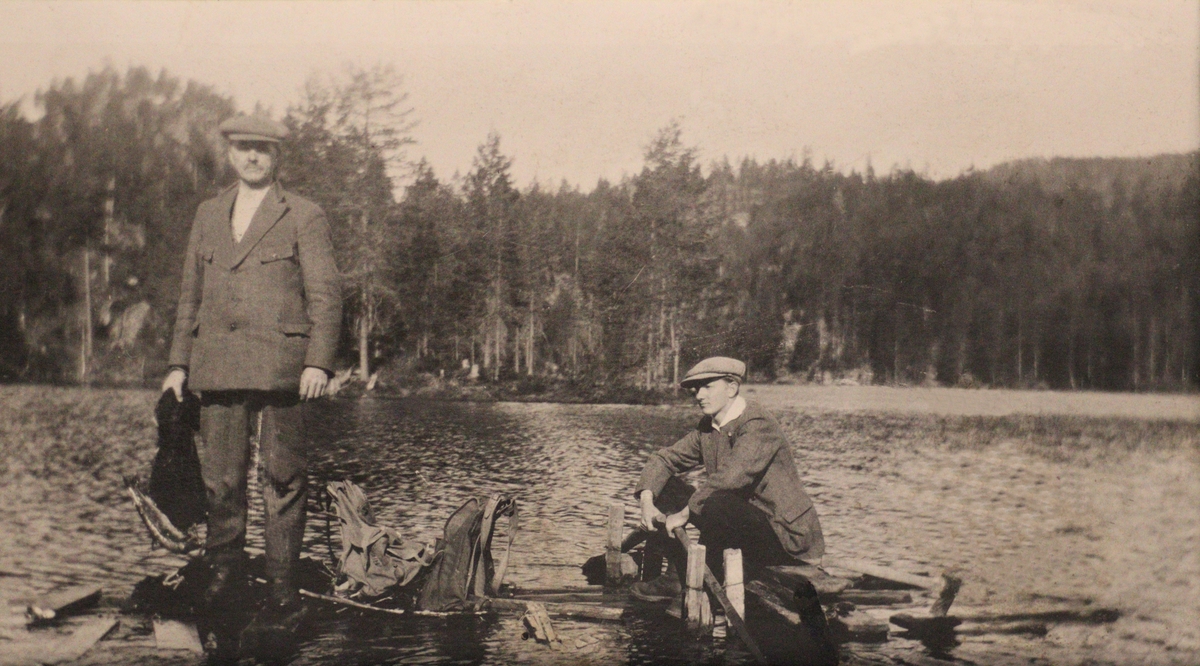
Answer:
[231,182,289,269]
[206,186,239,268]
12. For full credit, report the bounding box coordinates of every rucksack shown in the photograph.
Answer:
[416,494,518,612]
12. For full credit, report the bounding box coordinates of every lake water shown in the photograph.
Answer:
[2,387,1197,665]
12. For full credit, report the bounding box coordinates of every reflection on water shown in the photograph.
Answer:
[7,390,1182,664]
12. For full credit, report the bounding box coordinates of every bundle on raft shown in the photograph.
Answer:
[127,477,520,616]
[325,479,518,612]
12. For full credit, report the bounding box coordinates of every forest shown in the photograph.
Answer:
[0,66,1195,392]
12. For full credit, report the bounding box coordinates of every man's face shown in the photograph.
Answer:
[228,140,278,187]
[689,378,738,417]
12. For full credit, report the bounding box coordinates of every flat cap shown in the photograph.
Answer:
[218,114,289,143]
[680,356,746,387]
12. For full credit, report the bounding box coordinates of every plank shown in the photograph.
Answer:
[153,619,204,653]
[25,586,101,623]
[825,559,940,590]
[509,592,610,604]
[45,616,118,663]
[488,597,624,621]
[507,586,604,596]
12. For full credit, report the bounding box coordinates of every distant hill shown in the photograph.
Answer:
[983,152,1199,203]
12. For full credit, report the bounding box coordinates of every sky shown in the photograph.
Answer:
[1,0,1197,188]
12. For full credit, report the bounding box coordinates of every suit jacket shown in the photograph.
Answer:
[167,182,341,392]
[635,401,826,562]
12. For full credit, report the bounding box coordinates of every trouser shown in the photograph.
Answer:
[650,476,796,580]
[198,390,308,591]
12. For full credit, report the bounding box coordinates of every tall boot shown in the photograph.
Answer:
[239,574,309,662]
[201,544,247,611]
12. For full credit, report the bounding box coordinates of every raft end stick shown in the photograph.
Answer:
[605,504,625,585]
[723,549,744,619]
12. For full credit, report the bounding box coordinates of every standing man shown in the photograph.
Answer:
[161,115,341,642]
[631,357,825,601]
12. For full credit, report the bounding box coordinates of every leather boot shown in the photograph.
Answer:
[201,546,247,611]
[629,560,683,602]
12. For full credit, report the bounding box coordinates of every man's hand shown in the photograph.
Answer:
[664,506,690,533]
[162,369,187,402]
[639,490,665,532]
[299,366,329,401]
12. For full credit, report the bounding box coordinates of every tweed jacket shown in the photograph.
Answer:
[167,182,341,392]
[636,401,826,562]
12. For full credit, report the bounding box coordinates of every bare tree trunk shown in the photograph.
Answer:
[102,176,115,288]
[526,306,534,376]
[358,210,371,381]
[1131,311,1140,391]
[80,245,92,384]
[670,314,679,389]
[494,311,502,381]
[514,323,521,375]
[1016,311,1024,385]
[1148,315,1157,384]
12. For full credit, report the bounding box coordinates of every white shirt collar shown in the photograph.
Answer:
[713,395,746,431]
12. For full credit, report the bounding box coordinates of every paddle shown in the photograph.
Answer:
[670,526,766,665]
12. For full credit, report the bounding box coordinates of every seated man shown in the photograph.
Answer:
[631,356,825,601]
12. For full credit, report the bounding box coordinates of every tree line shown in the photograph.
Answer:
[0,65,1195,392]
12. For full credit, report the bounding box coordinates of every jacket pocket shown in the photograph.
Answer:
[261,246,296,263]
[279,321,312,337]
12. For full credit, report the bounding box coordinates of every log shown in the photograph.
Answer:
[153,619,203,653]
[889,612,962,633]
[746,579,801,626]
[26,585,102,623]
[488,597,624,621]
[761,565,852,596]
[956,606,1121,625]
[957,620,1048,636]
[831,590,912,606]
[825,558,939,590]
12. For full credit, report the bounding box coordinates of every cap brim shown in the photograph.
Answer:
[679,372,740,388]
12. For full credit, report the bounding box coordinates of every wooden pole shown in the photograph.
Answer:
[605,504,625,585]
[723,549,744,619]
[684,543,712,631]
